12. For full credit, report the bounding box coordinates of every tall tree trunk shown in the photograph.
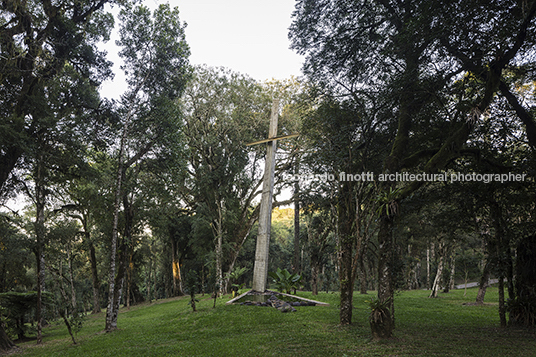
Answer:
[214,203,224,295]
[377,215,395,330]
[126,254,132,309]
[506,253,515,300]
[359,254,368,294]
[490,199,508,326]
[153,260,157,300]
[430,246,444,298]
[34,158,46,344]
[105,162,124,331]
[171,238,183,296]
[448,254,456,292]
[67,243,77,310]
[293,159,300,274]
[426,247,430,289]
[338,181,355,325]
[105,93,137,331]
[89,241,100,314]
[498,276,506,327]
[476,259,490,305]
[414,261,421,290]
[311,263,319,295]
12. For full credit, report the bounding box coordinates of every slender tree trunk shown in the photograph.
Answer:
[338,181,355,325]
[498,276,506,327]
[58,308,77,345]
[35,248,44,344]
[34,158,46,344]
[426,247,430,289]
[293,159,300,274]
[171,238,183,296]
[145,261,151,302]
[415,261,421,290]
[430,249,444,298]
[339,235,353,324]
[126,254,132,309]
[311,263,319,295]
[377,215,395,329]
[506,253,515,300]
[476,260,490,305]
[153,259,157,300]
[359,254,368,294]
[89,241,101,314]
[212,201,225,295]
[448,254,456,292]
[105,93,136,331]
[67,243,77,310]
[105,165,124,331]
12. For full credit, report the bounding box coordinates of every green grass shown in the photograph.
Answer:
[11,287,536,356]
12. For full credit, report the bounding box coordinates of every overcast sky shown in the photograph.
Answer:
[99,0,305,99]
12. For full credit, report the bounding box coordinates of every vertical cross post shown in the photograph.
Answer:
[252,99,279,292]
[245,99,298,293]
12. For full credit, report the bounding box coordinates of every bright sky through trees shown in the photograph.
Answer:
[2,0,302,212]
[99,0,304,99]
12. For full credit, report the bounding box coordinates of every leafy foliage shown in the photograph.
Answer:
[268,268,302,294]
[0,292,54,340]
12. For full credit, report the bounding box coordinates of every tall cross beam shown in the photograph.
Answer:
[246,99,298,292]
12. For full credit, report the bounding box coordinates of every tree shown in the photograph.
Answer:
[297,94,386,325]
[303,212,333,295]
[290,0,536,336]
[59,165,109,314]
[180,66,273,294]
[104,3,190,332]
[0,0,119,194]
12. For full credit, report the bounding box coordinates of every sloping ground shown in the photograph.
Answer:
[10,288,536,357]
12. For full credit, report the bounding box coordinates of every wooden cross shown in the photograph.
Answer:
[246,99,298,292]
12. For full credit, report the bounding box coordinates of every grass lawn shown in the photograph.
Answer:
[10,287,536,356]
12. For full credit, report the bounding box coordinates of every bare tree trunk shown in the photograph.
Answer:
[339,235,353,324]
[105,89,140,331]
[145,261,151,302]
[214,203,224,295]
[426,247,430,289]
[105,160,125,331]
[448,254,456,291]
[429,250,444,298]
[171,238,183,296]
[338,181,355,325]
[377,215,394,331]
[293,160,300,274]
[153,262,157,300]
[311,263,319,295]
[58,308,77,345]
[126,254,132,309]
[498,276,506,327]
[442,250,455,294]
[476,260,490,305]
[89,242,100,314]
[67,243,77,310]
[34,158,46,344]
[359,254,368,294]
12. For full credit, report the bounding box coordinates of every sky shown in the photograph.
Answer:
[99,0,305,99]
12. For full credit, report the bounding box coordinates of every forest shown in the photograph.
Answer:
[1,0,536,353]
